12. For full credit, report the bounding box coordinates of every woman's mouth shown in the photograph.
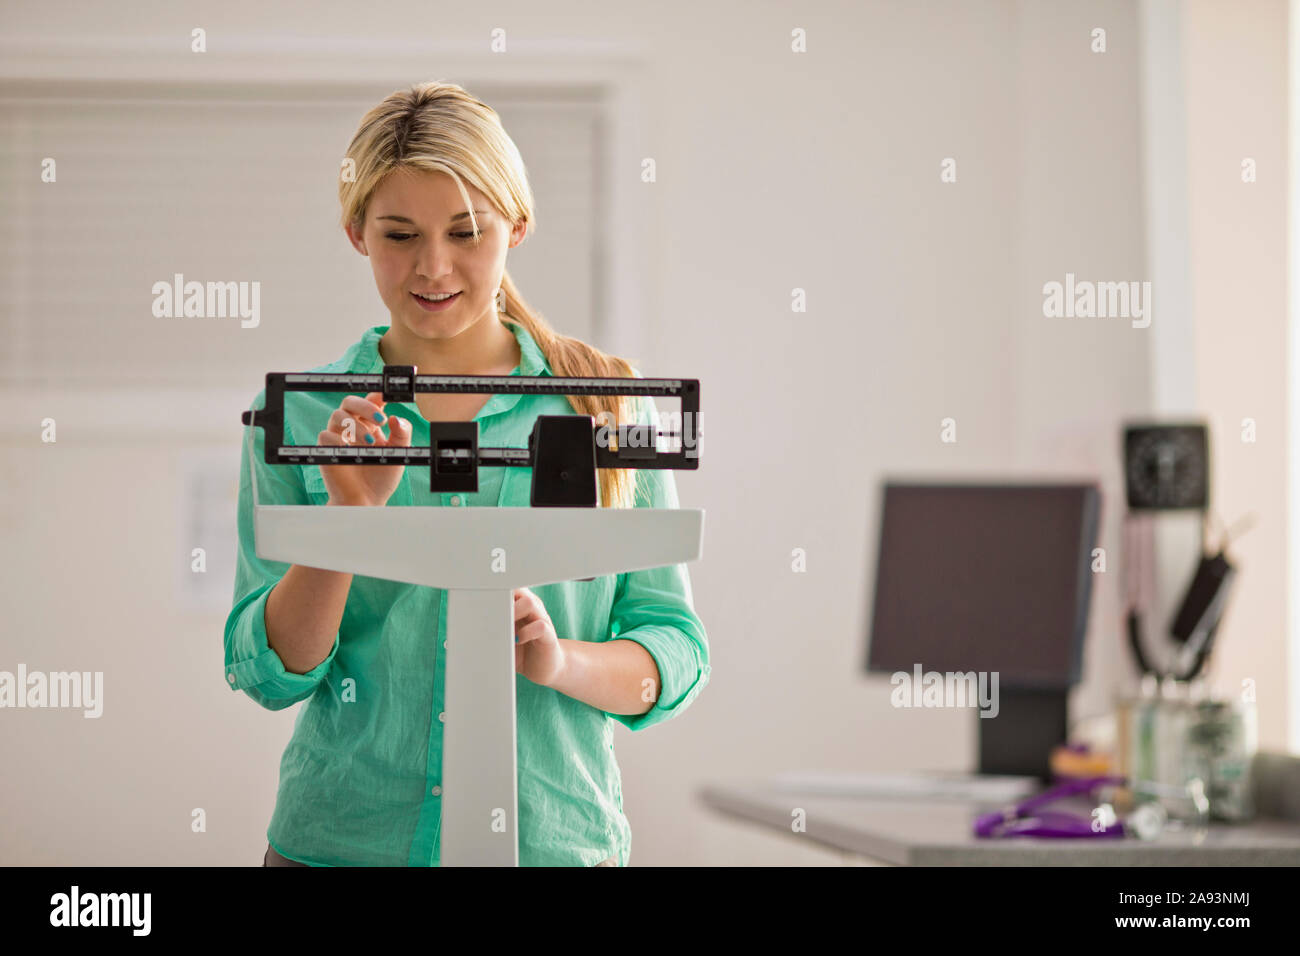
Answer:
[411,290,461,312]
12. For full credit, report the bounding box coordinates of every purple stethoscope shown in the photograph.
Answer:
[973,775,1166,840]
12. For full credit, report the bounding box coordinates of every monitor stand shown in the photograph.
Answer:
[976,686,1069,782]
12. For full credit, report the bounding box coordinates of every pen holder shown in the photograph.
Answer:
[1116,684,1256,824]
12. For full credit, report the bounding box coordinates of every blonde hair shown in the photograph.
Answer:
[339,81,648,509]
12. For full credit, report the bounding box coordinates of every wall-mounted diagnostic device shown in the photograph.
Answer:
[1122,423,1248,683]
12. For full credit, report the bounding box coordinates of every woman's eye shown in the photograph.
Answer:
[385,231,481,242]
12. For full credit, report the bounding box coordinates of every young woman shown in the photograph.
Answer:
[225,81,710,867]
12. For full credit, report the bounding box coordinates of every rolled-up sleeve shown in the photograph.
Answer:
[223,390,340,711]
[604,385,710,731]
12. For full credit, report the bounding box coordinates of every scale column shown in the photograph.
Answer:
[440,587,519,866]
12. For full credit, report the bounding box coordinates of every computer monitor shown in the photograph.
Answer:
[864,481,1101,778]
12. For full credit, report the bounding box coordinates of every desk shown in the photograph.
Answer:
[699,769,1300,866]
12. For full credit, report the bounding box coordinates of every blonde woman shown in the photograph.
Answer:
[226,81,710,867]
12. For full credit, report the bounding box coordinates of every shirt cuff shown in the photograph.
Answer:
[225,586,340,710]
[607,624,711,732]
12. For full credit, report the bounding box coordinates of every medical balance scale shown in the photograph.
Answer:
[240,364,703,866]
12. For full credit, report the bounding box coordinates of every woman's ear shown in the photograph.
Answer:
[508,219,528,249]
[344,220,368,256]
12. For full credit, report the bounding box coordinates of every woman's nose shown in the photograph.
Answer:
[416,238,456,279]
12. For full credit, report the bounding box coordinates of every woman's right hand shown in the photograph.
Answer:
[317,392,412,506]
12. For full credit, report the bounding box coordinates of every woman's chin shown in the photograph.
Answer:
[397,313,471,338]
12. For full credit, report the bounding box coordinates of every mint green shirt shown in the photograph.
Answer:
[224,319,710,866]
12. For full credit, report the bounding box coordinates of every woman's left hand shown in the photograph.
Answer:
[514,587,567,686]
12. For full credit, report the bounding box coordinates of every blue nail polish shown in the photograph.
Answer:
[364,433,375,444]
[373,412,384,423]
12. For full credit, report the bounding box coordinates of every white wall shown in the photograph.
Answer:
[0,0,1286,868]
[1179,0,1290,749]
[1137,0,1290,749]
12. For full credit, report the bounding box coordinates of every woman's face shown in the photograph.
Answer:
[346,169,525,337]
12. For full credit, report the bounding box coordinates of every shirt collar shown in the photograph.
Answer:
[505,319,552,378]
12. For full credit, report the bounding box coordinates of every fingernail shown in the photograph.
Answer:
[364,433,375,444]
[373,412,385,423]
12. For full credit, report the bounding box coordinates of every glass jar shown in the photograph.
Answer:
[1182,697,1257,822]
[1116,680,1256,825]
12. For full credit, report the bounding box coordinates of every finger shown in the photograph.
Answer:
[377,416,412,448]
[318,428,343,446]
[513,595,539,627]
[328,407,381,443]
[343,393,388,426]
[515,620,548,645]
[338,395,387,442]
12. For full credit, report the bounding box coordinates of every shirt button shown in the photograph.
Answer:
[443,640,448,649]
[438,711,446,722]
[449,495,462,506]
[227,673,236,684]
[431,785,442,797]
